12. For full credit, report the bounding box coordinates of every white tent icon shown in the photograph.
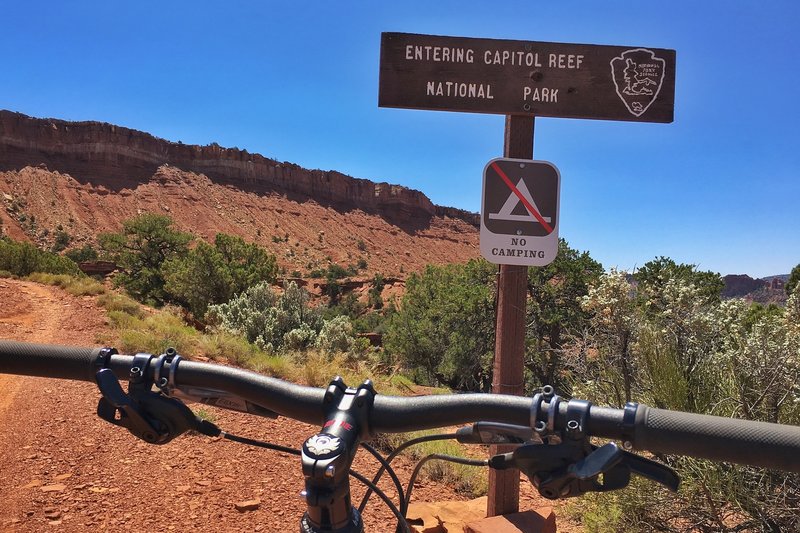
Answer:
[488,179,551,223]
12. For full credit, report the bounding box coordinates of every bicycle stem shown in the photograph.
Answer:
[300,377,377,533]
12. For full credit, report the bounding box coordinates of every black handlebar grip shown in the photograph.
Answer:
[0,341,101,382]
[634,405,800,473]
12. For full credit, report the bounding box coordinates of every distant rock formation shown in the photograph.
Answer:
[0,110,478,227]
[722,274,764,298]
[722,274,788,305]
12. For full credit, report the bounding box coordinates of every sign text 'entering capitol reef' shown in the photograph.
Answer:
[379,32,676,123]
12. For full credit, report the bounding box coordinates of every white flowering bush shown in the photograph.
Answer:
[315,315,355,354]
[283,324,318,351]
[207,281,323,353]
[575,269,639,405]
[573,264,800,531]
[787,290,800,329]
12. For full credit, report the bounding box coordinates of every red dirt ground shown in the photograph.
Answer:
[0,279,579,532]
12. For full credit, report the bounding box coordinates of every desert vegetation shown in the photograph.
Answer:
[385,246,800,532]
[2,213,799,531]
[0,236,83,277]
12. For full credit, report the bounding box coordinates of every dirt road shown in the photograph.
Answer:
[0,279,564,532]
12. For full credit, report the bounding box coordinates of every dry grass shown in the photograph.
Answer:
[25,272,105,296]
[97,292,144,318]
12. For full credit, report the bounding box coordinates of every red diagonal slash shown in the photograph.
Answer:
[491,162,554,234]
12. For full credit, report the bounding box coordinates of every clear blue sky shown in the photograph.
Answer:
[1,1,798,277]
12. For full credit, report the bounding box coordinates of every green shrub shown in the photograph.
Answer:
[283,324,318,351]
[101,297,293,378]
[346,336,372,362]
[787,263,800,296]
[0,237,83,277]
[384,259,496,391]
[65,244,99,263]
[327,263,349,279]
[163,233,277,318]
[324,265,348,304]
[368,273,385,309]
[197,331,264,366]
[106,309,142,329]
[98,213,192,305]
[570,267,800,530]
[51,229,71,252]
[247,351,291,378]
[525,239,604,390]
[114,308,199,355]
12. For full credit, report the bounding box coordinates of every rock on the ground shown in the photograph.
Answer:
[234,499,261,512]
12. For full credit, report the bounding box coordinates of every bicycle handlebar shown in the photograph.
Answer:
[2,340,799,473]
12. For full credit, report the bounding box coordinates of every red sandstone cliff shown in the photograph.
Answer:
[0,110,477,225]
[0,110,480,280]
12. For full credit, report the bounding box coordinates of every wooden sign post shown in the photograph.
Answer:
[378,31,676,516]
[487,114,535,515]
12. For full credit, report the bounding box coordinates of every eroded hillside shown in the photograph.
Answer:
[0,110,480,281]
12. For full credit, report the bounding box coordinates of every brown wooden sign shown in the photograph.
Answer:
[379,32,676,123]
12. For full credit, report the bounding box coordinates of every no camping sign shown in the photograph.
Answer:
[480,158,560,266]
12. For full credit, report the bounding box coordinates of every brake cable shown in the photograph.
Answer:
[93,351,411,532]
[403,454,488,514]
[359,442,407,511]
[220,430,410,531]
[92,346,676,531]
[225,429,413,524]
[349,470,410,532]
[221,431,300,456]
[358,432,459,512]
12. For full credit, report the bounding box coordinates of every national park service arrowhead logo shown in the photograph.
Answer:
[610,48,666,117]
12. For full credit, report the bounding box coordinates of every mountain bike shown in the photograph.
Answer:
[1,340,799,532]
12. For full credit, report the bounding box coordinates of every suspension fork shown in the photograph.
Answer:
[300,378,376,533]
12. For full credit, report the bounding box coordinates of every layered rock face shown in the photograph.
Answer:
[722,274,764,298]
[0,110,477,226]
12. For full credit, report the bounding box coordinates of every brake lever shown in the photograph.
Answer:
[569,441,623,479]
[572,444,679,493]
[96,368,165,443]
[490,441,680,499]
[621,448,680,492]
[540,442,633,498]
[95,361,220,444]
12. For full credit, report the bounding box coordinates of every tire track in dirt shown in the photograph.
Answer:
[0,280,97,429]
[0,279,108,531]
